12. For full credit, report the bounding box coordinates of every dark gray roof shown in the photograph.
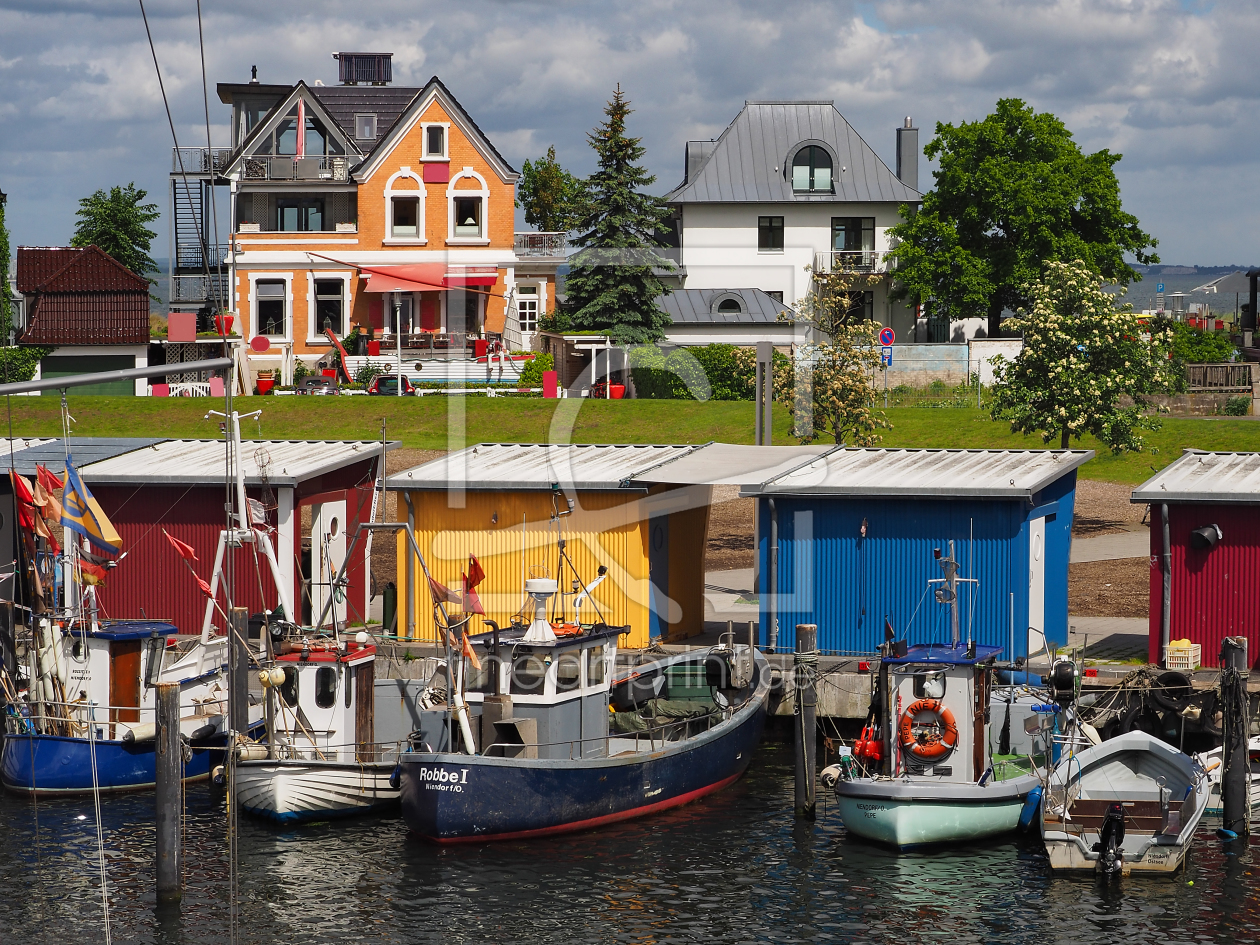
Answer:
[657,289,793,324]
[667,102,921,204]
[8,437,167,477]
[311,85,420,144]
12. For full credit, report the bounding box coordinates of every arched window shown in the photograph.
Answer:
[447,168,491,244]
[792,146,833,193]
[717,297,743,314]
[384,168,426,243]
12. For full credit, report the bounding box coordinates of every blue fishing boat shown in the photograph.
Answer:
[398,570,770,843]
[1,620,252,795]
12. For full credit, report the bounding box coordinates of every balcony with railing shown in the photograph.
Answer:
[243,156,350,182]
[812,250,892,275]
[171,147,233,175]
[514,231,568,258]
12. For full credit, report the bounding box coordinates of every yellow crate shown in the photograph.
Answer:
[1163,644,1201,670]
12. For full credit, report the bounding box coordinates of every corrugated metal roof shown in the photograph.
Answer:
[740,448,1093,499]
[657,288,794,324]
[81,439,394,487]
[387,443,697,491]
[631,444,836,486]
[1131,451,1260,505]
[7,438,167,477]
[666,102,921,204]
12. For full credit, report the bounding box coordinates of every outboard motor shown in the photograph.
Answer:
[1095,802,1126,877]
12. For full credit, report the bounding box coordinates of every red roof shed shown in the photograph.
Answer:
[1133,451,1260,669]
[80,439,395,635]
[15,245,150,345]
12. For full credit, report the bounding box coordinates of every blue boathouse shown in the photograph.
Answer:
[742,449,1093,659]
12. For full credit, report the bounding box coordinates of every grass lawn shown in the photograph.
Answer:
[3,394,1255,484]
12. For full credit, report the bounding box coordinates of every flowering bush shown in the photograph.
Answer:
[775,323,890,446]
[989,259,1176,452]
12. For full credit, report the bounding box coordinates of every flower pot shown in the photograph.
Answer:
[256,377,276,395]
[609,383,626,399]
[214,314,235,336]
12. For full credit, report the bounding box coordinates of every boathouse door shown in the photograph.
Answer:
[1028,516,1046,657]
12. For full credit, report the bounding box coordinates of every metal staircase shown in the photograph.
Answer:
[169,149,230,317]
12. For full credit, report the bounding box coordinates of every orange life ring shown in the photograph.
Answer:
[898,699,958,761]
[550,622,583,637]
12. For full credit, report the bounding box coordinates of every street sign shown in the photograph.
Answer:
[1157,282,1165,293]
[881,346,893,366]
[879,327,895,346]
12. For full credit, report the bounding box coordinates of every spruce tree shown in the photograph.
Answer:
[562,86,673,344]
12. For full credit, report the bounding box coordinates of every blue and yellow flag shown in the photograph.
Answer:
[61,456,122,554]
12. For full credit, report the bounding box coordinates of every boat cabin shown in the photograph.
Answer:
[455,625,621,761]
[879,643,1002,783]
[269,639,377,761]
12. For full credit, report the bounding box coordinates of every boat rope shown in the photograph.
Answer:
[87,702,112,944]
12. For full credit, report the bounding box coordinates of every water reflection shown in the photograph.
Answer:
[0,741,1256,944]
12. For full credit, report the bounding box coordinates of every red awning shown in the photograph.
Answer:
[360,264,498,292]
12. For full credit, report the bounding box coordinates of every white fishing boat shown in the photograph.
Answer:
[824,544,1042,849]
[1041,730,1210,875]
[234,632,403,823]
[1195,736,1260,818]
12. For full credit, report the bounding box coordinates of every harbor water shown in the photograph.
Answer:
[0,741,1256,944]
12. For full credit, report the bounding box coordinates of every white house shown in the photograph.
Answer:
[665,103,923,342]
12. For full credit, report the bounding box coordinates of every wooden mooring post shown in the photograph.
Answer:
[793,623,818,820]
[155,681,182,901]
[1220,636,1251,837]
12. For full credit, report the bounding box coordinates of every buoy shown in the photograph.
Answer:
[121,723,157,745]
[211,765,227,786]
[1216,828,1239,841]
[1019,785,1043,831]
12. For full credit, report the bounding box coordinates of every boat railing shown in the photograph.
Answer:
[7,698,224,739]
[471,704,732,760]
[266,738,406,764]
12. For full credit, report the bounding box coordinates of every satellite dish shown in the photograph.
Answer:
[250,336,270,353]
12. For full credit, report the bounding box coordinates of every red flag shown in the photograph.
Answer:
[461,630,483,671]
[428,575,462,606]
[466,554,485,589]
[462,577,485,616]
[194,574,214,598]
[10,471,34,531]
[36,465,64,492]
[162,529,199,563]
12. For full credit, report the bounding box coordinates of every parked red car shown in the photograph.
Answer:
[367,374,416,395]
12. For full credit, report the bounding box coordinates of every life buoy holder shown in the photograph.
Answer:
[898,699,958,761]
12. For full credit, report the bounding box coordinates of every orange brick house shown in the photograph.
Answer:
[214,55,559,382]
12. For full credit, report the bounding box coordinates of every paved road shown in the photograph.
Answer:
[1071,528,1149,563]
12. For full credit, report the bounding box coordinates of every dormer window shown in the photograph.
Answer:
[792,145,833,194]
[717,297,742,314]
[427,125,445,157]
[355,114,377,140]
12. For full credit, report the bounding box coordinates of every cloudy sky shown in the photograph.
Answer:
[0,0,1255,266]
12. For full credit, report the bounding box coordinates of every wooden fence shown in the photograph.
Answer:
[1185,362,1255,392]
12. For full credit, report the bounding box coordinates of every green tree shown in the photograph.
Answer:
[71,182,160,284]
[989,259,1176,452]
[0,199,11,334]
[563,86,674,345]
[517,146,586,233]
[889,99,1158,338]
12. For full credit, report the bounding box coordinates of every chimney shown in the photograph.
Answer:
[333,52,393,86]
[249,65,258,85]
[896,116,918,191]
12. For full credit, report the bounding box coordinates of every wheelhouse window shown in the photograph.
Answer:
[355,114,377,140]
[454,197,482,237]
[792,145,833,193]
[256,280,287,337]
[277,198,324,232]
[315,667,337,709]
[556,653,582,693]
[586,645,605,687]
[758,216,784,252]
[278,666,298,707]
[315,279,345,335]
[426,125,445,157]
[516,284,539,333]
[391,196,419,238]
